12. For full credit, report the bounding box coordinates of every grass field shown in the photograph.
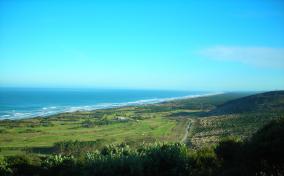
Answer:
[0,106,189,156]
[0,91,283,156]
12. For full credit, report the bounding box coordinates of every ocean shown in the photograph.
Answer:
[0,88,213,120]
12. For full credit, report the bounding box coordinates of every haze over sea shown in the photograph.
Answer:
[0,88,213,120]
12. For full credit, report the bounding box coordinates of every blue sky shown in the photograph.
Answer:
[0,0,284,91]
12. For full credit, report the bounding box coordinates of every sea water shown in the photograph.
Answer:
[0,88,212,120]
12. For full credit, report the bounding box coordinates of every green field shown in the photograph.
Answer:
[0,91,283,156]
[0,107,189,156]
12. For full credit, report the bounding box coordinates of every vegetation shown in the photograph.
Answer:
[0,115,181,155]
[0,91,284,175]
[188,112,284,148]
[187,91,284,147]
[0,119,283,176]
[1,92,252,155]
[210,91,284,115]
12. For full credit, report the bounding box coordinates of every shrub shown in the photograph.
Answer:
[188,147,219,176]
[53,140,100,155]
[0,156,12,176]
[1,121,283,176]
[244,119,284,175]
[6,154,42,176]
[81,120,95,128]
[41,154,80,176]
[215,139,242,164]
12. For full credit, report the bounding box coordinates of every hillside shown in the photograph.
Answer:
[209,91,284,115]
[187,91,284,148]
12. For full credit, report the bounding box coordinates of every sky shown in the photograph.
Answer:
[0,0,284,91]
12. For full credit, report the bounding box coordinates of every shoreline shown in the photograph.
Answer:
[0,92,223,121]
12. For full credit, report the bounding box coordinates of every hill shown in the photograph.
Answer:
[209,91,284,115]
[187,91,284,148]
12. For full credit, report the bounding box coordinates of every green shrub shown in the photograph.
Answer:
[53,140,99,155]
[81,120,95,128]
[6,154,42,176]
[0,156,12,176]
[188,147,219,176]
[243,119,284,175]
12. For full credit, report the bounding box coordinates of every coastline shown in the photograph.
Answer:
[0,92,223,121]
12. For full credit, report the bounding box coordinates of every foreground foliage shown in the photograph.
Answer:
[0,119,283,176]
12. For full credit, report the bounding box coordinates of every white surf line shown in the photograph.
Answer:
[1,92,224,120]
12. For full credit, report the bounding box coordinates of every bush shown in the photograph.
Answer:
[142,143,188,176]
[6,154,42,176]
[188,148,219,176]
[1,120,283,176]
[215,139,242,164]
[216,119,284,175]
[53,140,100,155]
[81,120,95,128]
[244,119,284,175]
[41,154,80,176]
[0,156,12,176]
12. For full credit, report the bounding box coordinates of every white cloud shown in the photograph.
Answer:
[199,46,284,68]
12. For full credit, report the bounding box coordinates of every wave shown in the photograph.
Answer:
[0,92,222,120]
